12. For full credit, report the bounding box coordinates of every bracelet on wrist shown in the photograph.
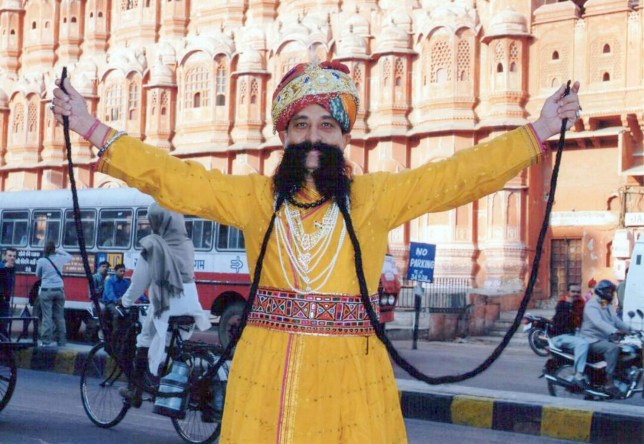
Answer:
[99,127,111,147]
[82,119,101,140]
[97,130,127,158]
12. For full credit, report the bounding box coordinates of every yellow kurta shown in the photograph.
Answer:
[98,126,543,443]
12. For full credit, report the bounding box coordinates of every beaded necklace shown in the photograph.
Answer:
[275,201,346,294]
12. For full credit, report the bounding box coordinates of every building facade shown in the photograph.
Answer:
[0,0,642,302]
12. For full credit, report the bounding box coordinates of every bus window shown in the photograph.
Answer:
[63,209,96,248]
[31,210,62,247]
[135,208,150,248]
[216,224,244,250]
[1,210,29,246]
[98,209,132,249]
[185,217,214,251]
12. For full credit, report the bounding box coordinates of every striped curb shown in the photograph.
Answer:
[400,390,644,443]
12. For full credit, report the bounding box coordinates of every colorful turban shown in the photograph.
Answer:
[271,61,360,134]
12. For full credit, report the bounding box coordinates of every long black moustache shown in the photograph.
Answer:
[273,141,351,203]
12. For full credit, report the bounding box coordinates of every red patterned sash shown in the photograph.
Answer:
[247,287,380,336]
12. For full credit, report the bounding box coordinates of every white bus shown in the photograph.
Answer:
[0,188,250,345]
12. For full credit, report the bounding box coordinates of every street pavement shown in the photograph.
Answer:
[9,322,644,443]
[2,369,580,444]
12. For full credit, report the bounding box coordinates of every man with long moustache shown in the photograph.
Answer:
[52,61,581,443]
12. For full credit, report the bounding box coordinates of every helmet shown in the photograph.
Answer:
[594,279,616,302]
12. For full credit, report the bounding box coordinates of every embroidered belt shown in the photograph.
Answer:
[247,287,380,336]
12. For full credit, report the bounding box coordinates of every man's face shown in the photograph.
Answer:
[279,104,351,174]
[569,285,581,299]
[2,250,16,268]
[98,264,108,276]
[115,268,126,279]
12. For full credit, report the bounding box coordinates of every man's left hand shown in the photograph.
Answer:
[531,81,581,141]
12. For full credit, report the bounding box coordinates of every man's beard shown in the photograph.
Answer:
[273,141,351,205]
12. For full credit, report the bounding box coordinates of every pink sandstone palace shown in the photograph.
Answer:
[0,0,642,308]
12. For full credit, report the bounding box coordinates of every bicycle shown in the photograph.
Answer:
[79,305,229,444]
[0,311,39,413]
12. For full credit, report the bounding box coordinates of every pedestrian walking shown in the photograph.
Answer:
[52,61,581,443]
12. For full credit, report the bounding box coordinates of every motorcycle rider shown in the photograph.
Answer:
[550,284,590,389]
[580,279,634,397]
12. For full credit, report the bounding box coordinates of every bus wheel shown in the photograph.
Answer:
[218,302,245,349]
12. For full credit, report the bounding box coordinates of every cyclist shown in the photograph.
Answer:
[117,203,210,407]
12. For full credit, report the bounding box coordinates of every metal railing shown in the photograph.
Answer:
[397,277,471,313]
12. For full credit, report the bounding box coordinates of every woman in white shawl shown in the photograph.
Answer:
[118,203,210,407]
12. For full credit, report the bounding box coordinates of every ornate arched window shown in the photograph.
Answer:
[239,79,247,105]
[250,79,258,105]
[127,80,139,120]
[495,42,505,74]
[183,65,210,109]
[12,103,24,135]
[27,101,37,133]
[215,58,227,106]
[383,59,391,87]
[394,58,404,87]
[150,90,157,116]
[160,91,168,116]
[430,39,451,83]
[104,83,123,122]
[353,65,362,110]
[457,40,470,81]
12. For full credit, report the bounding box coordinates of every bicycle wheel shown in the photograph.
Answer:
[0,345,17,412]
[80,342,129,427]
[172,351,223,444]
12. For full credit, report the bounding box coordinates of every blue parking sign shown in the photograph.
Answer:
[406,242,436,283]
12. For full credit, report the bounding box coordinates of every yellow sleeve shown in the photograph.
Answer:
[97,136,273,229]
[355,125,544,230]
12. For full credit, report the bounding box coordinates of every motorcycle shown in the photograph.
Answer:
[542,310,644,401]
[522,313,551,357]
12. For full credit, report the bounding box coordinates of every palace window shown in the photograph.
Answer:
[27,101,37,133]
[250,79,258,105]
[383,59,391,87]
[457,40,471,81]
[150,90,157,116]
[216,61,227,106]
[394,58,404,87]
[430,40,452,83]
[161,91,168,116]
[239,79,247,105]
[128,81,139,120]
[104,84,123,122]
[184,65,210,109]
[122,0,138,10]
[12,103,24,135]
